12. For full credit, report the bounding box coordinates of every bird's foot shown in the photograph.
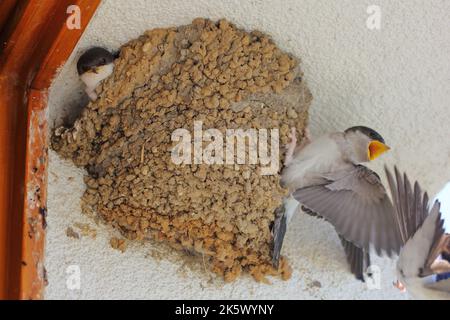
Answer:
[303,127,312,143]
[393,280,406,292]
[291,127,312,155]
[284,127,297,166]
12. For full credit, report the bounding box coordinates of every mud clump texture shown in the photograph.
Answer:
[52,18,311,282]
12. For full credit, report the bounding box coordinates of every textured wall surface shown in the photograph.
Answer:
[46,0,450,299]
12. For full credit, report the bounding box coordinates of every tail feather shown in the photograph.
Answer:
[339,235,370,282]
[275,202,373,282]
[272,197,300,269]
[271,205,287,269]
[302,205,370,282]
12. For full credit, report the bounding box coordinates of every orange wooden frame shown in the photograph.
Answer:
[0,0,101,299]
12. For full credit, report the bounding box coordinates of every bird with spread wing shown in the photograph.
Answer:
[272,126,402,281]
[387,167,450,300]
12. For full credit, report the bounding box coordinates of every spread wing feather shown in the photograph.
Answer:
[339,235,370,281]
[293,165,402,256]
[386,166,446,278]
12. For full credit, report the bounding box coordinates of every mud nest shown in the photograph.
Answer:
[52,18,312,282]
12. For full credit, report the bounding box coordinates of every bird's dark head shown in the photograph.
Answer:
[344,126,390,162]
[345,126,385,144]
[77,47,114,75]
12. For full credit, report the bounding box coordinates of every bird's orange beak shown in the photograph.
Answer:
[368,140,390,161]
[393,280,406,292]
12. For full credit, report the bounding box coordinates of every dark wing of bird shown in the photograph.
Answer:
[386,166,447,278]
[271,205,287,269]
[293,165,402,256]
[339,235,371,281]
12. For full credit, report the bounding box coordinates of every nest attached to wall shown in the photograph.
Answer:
[52,18,312,282]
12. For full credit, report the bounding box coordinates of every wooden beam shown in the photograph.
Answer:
[0,0,101,299]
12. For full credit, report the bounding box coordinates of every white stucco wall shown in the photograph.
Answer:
[46,0,450,299]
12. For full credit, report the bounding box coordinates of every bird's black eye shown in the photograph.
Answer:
[400,269,405,277]
[369,132,378,140]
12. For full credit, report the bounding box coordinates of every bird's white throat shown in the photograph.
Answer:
[80,63,114,101]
